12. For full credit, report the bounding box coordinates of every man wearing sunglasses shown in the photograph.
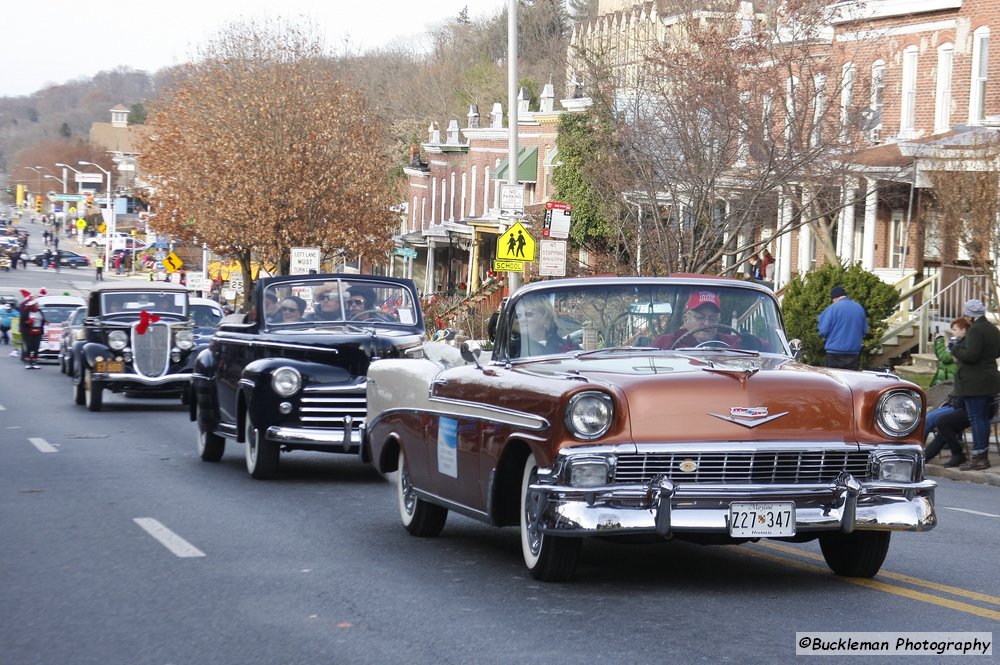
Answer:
[346,286,377,320]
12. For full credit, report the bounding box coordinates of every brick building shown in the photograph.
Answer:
[399,83,577,296]
[401,0,999,296]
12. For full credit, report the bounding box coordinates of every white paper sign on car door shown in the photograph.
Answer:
[437,417,458,478]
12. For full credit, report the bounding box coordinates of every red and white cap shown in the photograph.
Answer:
[686,290,721,312]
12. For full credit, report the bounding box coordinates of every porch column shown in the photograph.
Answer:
[424,243,435,295]
[839,178,857,263]
[777,191,794,288]
[798,219,812,275]
[862,179,878,271]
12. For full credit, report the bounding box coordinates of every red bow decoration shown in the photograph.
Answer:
[136,310,160,335]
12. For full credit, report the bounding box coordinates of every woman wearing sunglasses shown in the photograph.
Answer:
[309,283,348,321]
[276,296,306,323]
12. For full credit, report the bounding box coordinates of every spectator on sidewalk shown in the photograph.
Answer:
[949,298,1000,471]
[817,285,868,370]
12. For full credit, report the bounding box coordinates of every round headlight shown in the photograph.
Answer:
[565,391,613,440]
[108,330,128,350]
[175,329,194,350]
[876,390,921,436]
[271,367,302,397]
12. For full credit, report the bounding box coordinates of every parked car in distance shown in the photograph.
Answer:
[83,232,132,248]
[364,276,937,582]
[34,294,86,364]
[191,273,425,479]
[29,249,89,268]
[70,283,199,411]
[59,305,88,374]
[109,238,150,256]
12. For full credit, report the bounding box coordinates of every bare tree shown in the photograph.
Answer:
[924,131,1000,304]
[566,0,885,275]
[139,19,399,308]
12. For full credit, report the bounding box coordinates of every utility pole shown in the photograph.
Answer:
[507,0,521,295]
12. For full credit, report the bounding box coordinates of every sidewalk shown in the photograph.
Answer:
[924,449,1000,487]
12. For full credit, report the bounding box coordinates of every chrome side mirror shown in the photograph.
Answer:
[461,340,483,369]
[789,338,803,360]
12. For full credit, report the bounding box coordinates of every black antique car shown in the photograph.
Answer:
[70,283,198,411]
[191,273,425,479]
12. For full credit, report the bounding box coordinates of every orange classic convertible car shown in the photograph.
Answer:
[364,277,936,582]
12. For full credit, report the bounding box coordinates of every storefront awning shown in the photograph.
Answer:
[494,147,538,183]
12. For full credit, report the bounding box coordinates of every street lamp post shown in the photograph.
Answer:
[44,174,67,194]
[55,163,84,194]
[79,161,115,270]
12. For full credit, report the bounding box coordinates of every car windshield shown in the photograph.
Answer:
[41,306,76,324]
[263,278,417,327]
[101,291,187,316]
[504,282,788,359]
[191,304,223,328]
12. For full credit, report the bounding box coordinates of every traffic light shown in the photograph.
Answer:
[34,195,42,212]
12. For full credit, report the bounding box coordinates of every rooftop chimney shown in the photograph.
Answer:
[446,119,460,144]
[517,87,530,113]
[467,104,480,128]
[490,103,503,129]
[540,81,555,113]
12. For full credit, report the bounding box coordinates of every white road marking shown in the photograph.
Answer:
[0,404,6,410]
[28,437,57,453]
[942,506,999,518]
[133,518,206,558]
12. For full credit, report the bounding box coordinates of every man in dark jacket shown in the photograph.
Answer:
[950,298,1000,471]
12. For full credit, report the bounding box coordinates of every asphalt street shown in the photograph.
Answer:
[0,252,997,665]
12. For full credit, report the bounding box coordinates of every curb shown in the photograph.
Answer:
[925,457,1000,487]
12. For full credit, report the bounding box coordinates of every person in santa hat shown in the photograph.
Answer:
[18,289,46,369]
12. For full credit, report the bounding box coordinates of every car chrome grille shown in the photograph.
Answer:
[131,322,170,377]
[299,385,366,434]
[612,450,873,484]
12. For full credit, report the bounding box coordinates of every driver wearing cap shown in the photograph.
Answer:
[654,290,741,349]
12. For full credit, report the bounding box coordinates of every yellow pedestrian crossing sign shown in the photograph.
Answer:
[496,221,535,262]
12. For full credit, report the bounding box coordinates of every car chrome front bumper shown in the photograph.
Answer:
[266,424,363,453]
[94,372,193,386]
[528,472,936,537]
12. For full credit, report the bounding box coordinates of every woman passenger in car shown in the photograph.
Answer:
[308,283,348,321]
[515,296,579,357]
[276,296,306,323]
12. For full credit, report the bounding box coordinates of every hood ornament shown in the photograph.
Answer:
[708,406,788,428]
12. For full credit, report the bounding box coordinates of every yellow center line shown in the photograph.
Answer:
[742,547,1000,622]
[756,540,1000,607]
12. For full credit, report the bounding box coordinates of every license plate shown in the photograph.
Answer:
[728,502,795,537]
[95,361,124,373]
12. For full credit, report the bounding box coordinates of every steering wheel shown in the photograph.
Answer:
[670,324,742,349]
[350,309,395,322]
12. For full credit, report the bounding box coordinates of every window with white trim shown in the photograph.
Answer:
[869,60,885,142]
[934,43,953,134]
[969,27,990,125]
[840,63,855,143]
[900,46,918,137]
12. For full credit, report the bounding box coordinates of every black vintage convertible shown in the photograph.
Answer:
[190,273,425,479]
[70,283,198,411]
